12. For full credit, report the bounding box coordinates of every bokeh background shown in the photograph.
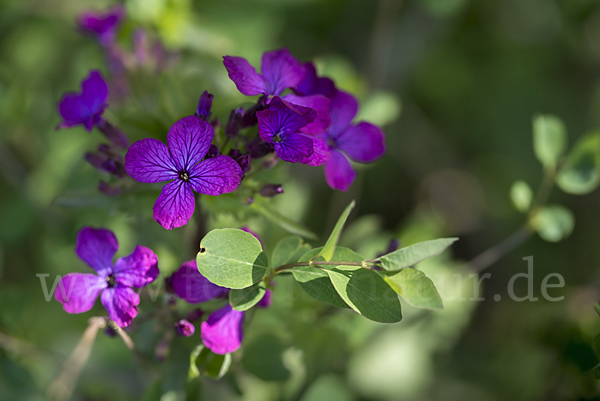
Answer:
[2,0,600,400]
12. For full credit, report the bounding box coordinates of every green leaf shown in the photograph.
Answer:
[378,238,458,271]
[556,132,600,195]
[531,205,574,242]
[384,268,443,309]
[292,247,364,309]
[592,333,600,359]
[594,301,600,317]
[189,344,231,380]
[325,266,402,323]
[241,334,290,381]
[314,200,355,262]
[229,282,266,311]
[250,197,317,240]
[593,363,600,380]
[533,114,567,169]
[510,180,533,213]
[196,229,269,289]
[271,236,311,268]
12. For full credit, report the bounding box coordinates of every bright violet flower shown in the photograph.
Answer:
[57,70,108,132]
[77,6,125,46]
[256,96,324,164]
[322,91,386,191]
[55,227,159,327]
[293,62,337,100]
[201,304,244,355]
[223,49,305,97]
[168,261,228,303]
[125,115,242,230]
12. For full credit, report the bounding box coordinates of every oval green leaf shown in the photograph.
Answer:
[533,114,567,169]
[229,282,266,311]
[556,132,600,195]
[384,268,443,310]
[250,197,317,240]
[378,238,458,271]
[197,228,269,289]
[531,205,574,242]
[271,236,311,268]
[510,180,533,213]
[325,266,402,323]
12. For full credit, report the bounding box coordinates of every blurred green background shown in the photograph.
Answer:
[2,0,600,400]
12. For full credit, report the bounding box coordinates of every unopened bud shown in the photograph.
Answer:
[196,91,213,121]
[259,184,283,197]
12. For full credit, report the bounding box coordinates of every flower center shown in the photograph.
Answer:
[273,134,282,143]
[179,171,190,182]
[327,137,336,148]
[106,274,116,288]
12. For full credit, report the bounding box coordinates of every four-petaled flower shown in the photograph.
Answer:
[55,227,159,327]
[125,115,242,230]
[223,49,305,97]
[322,91,386,191]
[57,70,108,132]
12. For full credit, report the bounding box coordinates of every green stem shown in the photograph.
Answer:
[274,260,377,273]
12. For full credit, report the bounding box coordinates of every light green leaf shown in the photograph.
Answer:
[271,236,311,268]
[533,114,567,169]
[241,334,290,381]
[384,268,443,309]
[314,200,355,262]
[196,229,269,289]
[378,238,458,271]
[189,344,231,380]
[250,197,317,240]
[510,180,533,213]
[292,247,364,308]
[325,266,402,323]
[229,282,266,311]
[556,132,600,195]
[531,205,574,242]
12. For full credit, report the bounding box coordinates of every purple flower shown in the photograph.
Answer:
[196,91,213,121]
[322,91,386,191]
[293,62,337,100]
[257,289,272,308]
[124,115,242,230]
[77,6,125,46]
[168,260,228,303]
[57,70,108,132]
[174,320,195,337]
[54,227,159,327]
[223,49,305,97]
[85,144,125,177]
[201,304,244,355]
[256,96,320,164]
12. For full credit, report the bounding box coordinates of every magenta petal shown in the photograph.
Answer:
[167,116,213,172]
[261,49,305,96]
[113,245,159,288]
[54,273,107,314]
[256,289,272,308]
[75,227,118,276]
[101,284,140,327]
[189,155,242,196]
[325,150,356,192]
[283,94,331,135]
[81,70,108,115]
[223,56,268,96]
[201,304,244,355]
[336,122,386,163]
[275,134,314,163]
[170,261,228,303]
[300,137,330,166]
[125,138,178,183]
[153,180,195,230]
[328,91,359,137]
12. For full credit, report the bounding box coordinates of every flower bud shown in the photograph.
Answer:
[228,149,251,175]
[196,91,213,121]
[259,184,283,197]
[206,144,220,159]
[96,118,129,149]
[225,107,244,137]
[174,320,195,337]
[246,137,274,159]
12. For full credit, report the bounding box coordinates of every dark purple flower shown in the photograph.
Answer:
[201,304,244,355]
[85,144,125,177]
[293,62,337,99]
[257,289,272,308]
[196,91,213,121]
[57,70,108,132]
[54,227,159,327]
[223,49,305,97]
[124,116,242,229]
[168,261,228,303]
[259,184,283,198]
[99,181,122,197]
[174,320,195,337]
[96,119,129,149]
[246,136,274,159]
[206,144,221,159]
[226,107,244,137]
[322,91,386,191]
[77,6,125,46]
[282,94,331,135]
[256,96,319,164]
[227,149,251,175]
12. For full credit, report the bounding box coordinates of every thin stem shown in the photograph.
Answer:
[466,226,533,272]
[274,260,377,273]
